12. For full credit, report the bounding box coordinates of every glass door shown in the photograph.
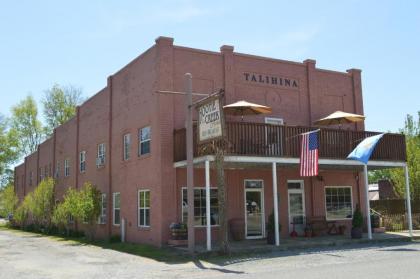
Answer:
[287,180,306,234]
[244,180,265,239]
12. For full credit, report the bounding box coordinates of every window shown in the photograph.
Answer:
[29,171,33,186]
[97,143,105,167]
[44,165,48,178]
[138,126,151,156]
[113,192,120,226]
[39,167,43,181]
[182,188,219,226]
[49,163,52,177]
[325,186,353,220]
[79,151,86,173]
[64,159,70,177]
[138,190,150,227]
[98,193,107,224]
[123,133,131,160]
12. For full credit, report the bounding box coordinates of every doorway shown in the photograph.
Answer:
[244,180,265,239]
[287,180,306,235]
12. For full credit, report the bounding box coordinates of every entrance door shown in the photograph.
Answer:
[287,180,306,234]
[244,180,265,239]
[265,117,284,156]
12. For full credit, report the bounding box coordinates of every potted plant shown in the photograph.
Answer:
[351,205,363,239]
[304,224,313,237]
[266,211,281,244]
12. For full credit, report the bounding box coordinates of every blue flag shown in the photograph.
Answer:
[347,133,385,164]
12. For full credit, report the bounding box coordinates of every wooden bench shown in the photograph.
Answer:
[307,216,339,236]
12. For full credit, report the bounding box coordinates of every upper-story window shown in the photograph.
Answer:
[96,143,105,167]
[64,159,70,177]
[123,133,131,161]
[29,171,33,186]
[79,151,86,173]
[138,126,151,156]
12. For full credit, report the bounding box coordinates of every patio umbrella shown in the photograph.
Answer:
[314,111,365,127]
[223,100,272,120]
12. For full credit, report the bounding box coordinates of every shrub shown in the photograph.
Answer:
[352,205,363,228]
[0,184,18,217]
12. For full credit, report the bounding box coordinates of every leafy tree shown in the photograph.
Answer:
[42,84,83,135]
[369,112,420,199]
[0,184,18,217]
[30,177,55,229]
[52,182,101,239]
[10,96,44,157]
[0,115,19,186]
[14,192,33,228]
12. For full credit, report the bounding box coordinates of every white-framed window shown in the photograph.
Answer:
[138,126,151,156]
[98,193,107,224]
[96,143,105,167]
[68,214,74,224]
[182,187,219,227]
[64,159,70,177]
[325,186,353,220]
[123,133,131,161]
[138,190,150,227]
[113,192,121,226]
[79,151,86,173]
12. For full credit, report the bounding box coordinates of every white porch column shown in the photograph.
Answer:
[404,165,413,237]
[205,160,211,251]
[363,164,372,239]
[272,162,280,246]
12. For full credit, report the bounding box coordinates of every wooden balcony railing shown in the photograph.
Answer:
[173,122,407,163]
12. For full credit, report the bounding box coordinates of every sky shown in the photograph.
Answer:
[0,0,419,132]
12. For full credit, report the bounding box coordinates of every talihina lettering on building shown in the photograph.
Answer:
[243,72,299,89]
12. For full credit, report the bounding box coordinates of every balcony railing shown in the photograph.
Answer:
[173,122,406,163]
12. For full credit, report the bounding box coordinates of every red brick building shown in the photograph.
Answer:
[14,37,406,247]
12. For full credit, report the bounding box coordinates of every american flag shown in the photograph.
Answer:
[300,130,319,177]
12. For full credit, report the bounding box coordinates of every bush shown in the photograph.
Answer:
[0,184,18,217]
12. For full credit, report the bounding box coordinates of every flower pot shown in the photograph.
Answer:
[267,230,275,245]
[351,227,362,239]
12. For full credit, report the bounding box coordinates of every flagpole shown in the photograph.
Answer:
[363,164,372,239]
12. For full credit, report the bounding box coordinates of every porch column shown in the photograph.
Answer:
[404,165,413,237]
[363,164,372,239]
[272,162,280,246]
[205,160,211,251]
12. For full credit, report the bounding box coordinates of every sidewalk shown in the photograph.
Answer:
[175,231,420,255]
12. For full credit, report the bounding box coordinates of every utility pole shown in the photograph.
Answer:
[185,73,195,253]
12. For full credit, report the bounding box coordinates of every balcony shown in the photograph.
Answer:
[173,122,406,163]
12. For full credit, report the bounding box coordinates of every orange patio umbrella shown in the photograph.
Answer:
[223,100,272,120]
[314,111,365,127]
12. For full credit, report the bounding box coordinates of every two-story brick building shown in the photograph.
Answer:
[14,36,407,247]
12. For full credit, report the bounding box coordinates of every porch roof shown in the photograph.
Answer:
[173,155,406,171]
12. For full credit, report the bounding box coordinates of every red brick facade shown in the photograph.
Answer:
[14,36,368,246]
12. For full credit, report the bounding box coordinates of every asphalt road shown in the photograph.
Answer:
[1,228,420,279]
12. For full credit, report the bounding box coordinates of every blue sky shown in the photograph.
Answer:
[0,0,419,132]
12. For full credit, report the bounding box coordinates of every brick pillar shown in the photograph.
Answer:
[347,68,364,131]
[304,59,316,125]
[155,36,175,246]
[220,45,235,105]
[107,76,113,239]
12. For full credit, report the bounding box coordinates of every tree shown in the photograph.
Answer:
[52,182,101,240]
[42,84,83,135]
[0,115,19,186]
[30,178,55,230]
[369,112,420,199]
[10,96,44,157]
[0,184,18,217]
